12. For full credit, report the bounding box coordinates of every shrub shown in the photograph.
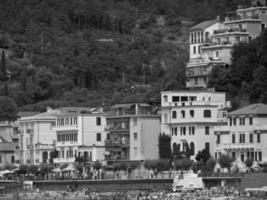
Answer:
[144,160,156,170]
[27,165,38,175]
[155,159,169,172]
[245,159,253,169]
[174,159,193,171]
[195,149,211,162]
[18,164,28,175]
[206,157,216,172]
[218,155,232,170]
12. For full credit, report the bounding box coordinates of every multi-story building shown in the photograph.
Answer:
[161,90,230,159]
[186,0,267,88]
[17,108,59,164]
[0,141,17,168]
[105,103,160,165]
[214,103,267,163]
[53,107,106,164]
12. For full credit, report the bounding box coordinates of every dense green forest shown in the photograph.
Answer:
[0,0,251,111]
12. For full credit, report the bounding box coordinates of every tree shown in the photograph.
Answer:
[158,134,171,159]
[18,164,28,175]
[0,50,7,81]
[206,157,216,172]
[174,158,193,171]
[245,158,253,171]
[93,160,102,170]
[195,148,211,163]
[0,96,18,121]
[218,154,232,171]
[27,165,38,176]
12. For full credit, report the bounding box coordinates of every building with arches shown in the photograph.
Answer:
[161,90,230,159]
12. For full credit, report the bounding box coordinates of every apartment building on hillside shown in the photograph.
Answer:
[161,90,230,159]
[186,0,267,88]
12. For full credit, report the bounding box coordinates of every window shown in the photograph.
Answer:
[163,95,168,102]
[181,110,185,118]
[205,126,210,135]
[96,117,101,126]
[205,143,210,153]
[229,118,232,126]
[259,151,262,161]
[257,133,261,143]
[249,117,253,125]
[134,132,138,140]
[249,133,253,143]
[74,117,77,125]
[180,127,183,135]
[190,110,195,118]
[216,51,219,57]
[239,133,245,143]
[233,118,236,126]
[190,142,195,155]
[232,152,236,159]
[217,135,220,144]
[240,117,245,125]
[172,111,177,119]
[172,96,180,102]
[189,127,191,135]
[193,46,196,54]
[204,110,211,118]
[232,134,236,144]
[255,152,258,161]
[11,156,14,163]
[192,126,195,135]
[241,153,244,162]
[174,128,177,136]
[183,127,186,135]
[96,133,101,142]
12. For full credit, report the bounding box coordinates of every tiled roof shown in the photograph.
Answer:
[228,103,267,116]
[20,109,61,121]
[190,19,218,31]
[0,142,17,152]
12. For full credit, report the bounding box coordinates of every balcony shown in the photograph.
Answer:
[221,143,255,150]
[53,157,75,163]
[213,28,247,35]
[53,125,78,131]
[56,141,78,147]
[27,145,34,149]
[105,139,130,147]
[186,70,209,77]
[105,125,130,132]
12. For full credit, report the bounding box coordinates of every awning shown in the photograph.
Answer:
[62,164,76,172]
[52,168,61,173]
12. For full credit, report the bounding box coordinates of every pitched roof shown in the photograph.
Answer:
[190,19,218,31]
[20,109,61,121]
[228,103,267,116]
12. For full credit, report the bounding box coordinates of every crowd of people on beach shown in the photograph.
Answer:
[5,186,266,200]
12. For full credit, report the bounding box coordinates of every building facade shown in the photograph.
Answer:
[186,0,267,88]
[105,103,160,165]
[53,107,106,164]
[161,91,230,159]
[214,104,267,163]
[17,108,59,165]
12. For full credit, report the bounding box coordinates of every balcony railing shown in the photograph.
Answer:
[105,125,130,132]
[221,143,255,150]
[105,139,130,146]
[214,28,247,35]
[186,70,209,77]
[106,110,154,117]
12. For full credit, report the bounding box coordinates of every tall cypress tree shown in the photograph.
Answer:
[0,50,7,81]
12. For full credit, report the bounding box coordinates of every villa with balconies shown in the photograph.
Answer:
[161,90,230,160]
[104,103,160,166]
[17,108,60,165]
[53,107,106,164]
[214,104,267,164]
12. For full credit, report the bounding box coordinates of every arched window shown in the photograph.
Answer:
[173,143,177,151]
[181,110,185,118]
[204,109,211,118]
[190,110,194,118]
[172,111,177,119]
[190,142,195,155]
[163,95,168,102]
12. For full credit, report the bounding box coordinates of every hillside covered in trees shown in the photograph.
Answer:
[0,0,251,111]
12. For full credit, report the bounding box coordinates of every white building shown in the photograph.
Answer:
[105,103,160,164]
[53,107,106,164]
[214,104,267,163]
[161,90,230,159]
[17,108,59,165]
[186,0,267,88]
